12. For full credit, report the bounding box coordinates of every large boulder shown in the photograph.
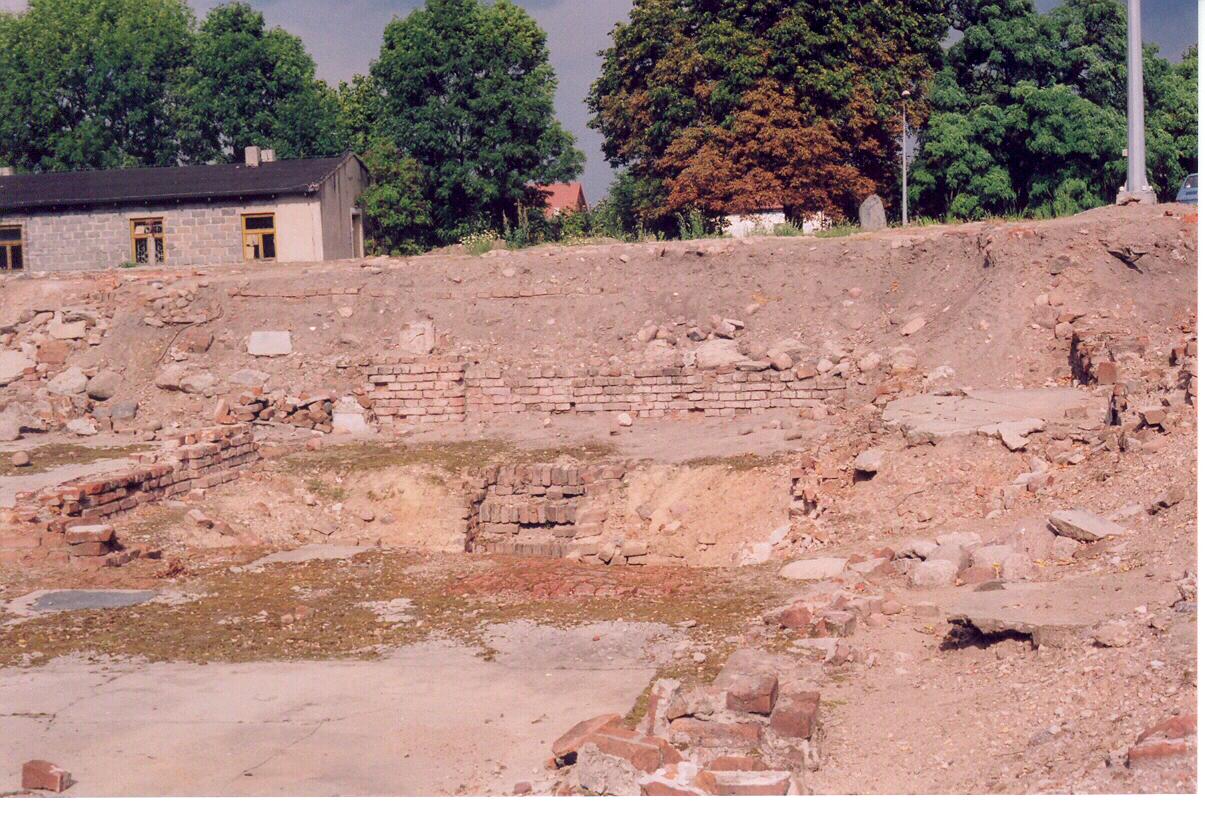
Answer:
[858,195,887,231]
[47,366,88,396]
[86,370,122,401]
[1048,510,1124,542]
[0,350,34,386]
[695,339,749,370]
[779,557,849,581]
[909,559,959,588]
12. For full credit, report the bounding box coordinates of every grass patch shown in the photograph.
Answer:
[815,224,861,239]
[0,443,151,477]
[683,451,792,471]
[280,439,617,478]
[0,551,781,670]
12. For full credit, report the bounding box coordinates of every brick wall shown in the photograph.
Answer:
[460,462,626,558]
[3,426,259,530]
[364,358,847,428]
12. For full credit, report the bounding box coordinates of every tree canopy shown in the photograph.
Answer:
[370,0,583,243]
[910,0,1197,219]
[588,0,949,226]
[0,0,342,170]
[0,0,197,171]
[184,1,343,162]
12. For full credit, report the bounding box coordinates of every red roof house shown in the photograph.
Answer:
[534,182,587,216]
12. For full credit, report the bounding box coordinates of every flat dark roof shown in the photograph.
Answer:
[0,154,360,214]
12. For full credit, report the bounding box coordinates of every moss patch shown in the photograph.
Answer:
[0,443,151,477]
[0,551,789,673]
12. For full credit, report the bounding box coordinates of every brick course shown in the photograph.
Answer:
[363,358,847,428]
[3,426,259,532]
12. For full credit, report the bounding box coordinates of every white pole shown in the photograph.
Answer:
[1120,0,1156,203]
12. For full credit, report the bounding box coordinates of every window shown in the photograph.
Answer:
[130,218,166,265]
[0,225,23,271]
[242,213,277,261]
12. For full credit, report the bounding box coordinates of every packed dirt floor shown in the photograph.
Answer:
[0,204,1197,795]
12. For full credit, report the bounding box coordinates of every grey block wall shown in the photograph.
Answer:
[7,198,287,273]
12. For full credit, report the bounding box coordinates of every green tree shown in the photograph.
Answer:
[371,0,584,243]
[912,0,1197,218]
[186,2,341,162]
[0,0,197,171]
[358,139,436,256]
[336,74,384,157]
[588,0,949,227]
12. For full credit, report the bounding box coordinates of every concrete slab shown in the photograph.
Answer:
[232,543,369,573]
[0,457,139,509]
[882,388,1103,439]
[5,590,156,621]
[942,573,1178,648]
[0,638,653,796]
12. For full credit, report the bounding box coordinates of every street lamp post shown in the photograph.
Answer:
[1118,0,1156,204]
[901,90,910,226]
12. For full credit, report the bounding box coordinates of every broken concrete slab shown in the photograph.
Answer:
[247,331,292,357]
[0,640,651,795]
[231,543,369,573]
[779,557,849,581]
[5,589,156,620]
[0,350,34,386]
[943,574,1174,648]
[1047,510,1125,542]
[883,388,1102,439]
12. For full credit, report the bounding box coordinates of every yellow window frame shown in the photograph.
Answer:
[130,217,167,265]
[241,212,277,261]
[0,224,23,271]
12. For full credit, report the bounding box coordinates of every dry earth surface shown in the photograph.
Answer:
[0,204,1197,796]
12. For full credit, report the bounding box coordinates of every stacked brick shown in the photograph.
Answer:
[216,389,338,432]
[364,359,468,425]
[550,652,821,796]
[3,426,259,531]
[461,462,625,556]
[1069,326,1123,386]
[360,359,848,428]
[465,364,845,419]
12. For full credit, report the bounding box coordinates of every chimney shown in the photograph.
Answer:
[260,148,276,163]
[244,146,261,168]
[0,167,14,177]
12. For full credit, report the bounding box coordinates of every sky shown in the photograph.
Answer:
[2,1,1199,200]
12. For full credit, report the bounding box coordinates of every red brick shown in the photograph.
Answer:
[551,713,621,763]
[68,541,114,558]
[707,755,768,772]
[588,725,682,773]
[695,769,793,795]
[65,524,115,544]
[1127,740,1193,767]
[640,778,703,796]
[668,718,763,749]
[769,691,820,740]
[769,603,812,632]
[22,760,72,792]
[725,672,779,715]
[1139,714,1197,743]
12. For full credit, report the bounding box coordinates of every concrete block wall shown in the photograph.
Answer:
[8,198,293,273]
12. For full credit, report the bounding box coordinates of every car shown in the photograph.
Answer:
[1175,173,1197,204]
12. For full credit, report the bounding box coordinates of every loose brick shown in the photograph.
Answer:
[22,760,72,792]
